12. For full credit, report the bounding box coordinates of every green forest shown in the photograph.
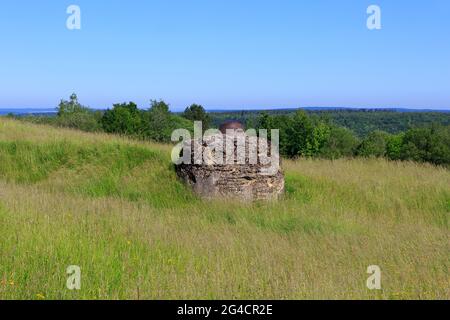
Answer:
[210,108,450,137]
[9,94,450,167]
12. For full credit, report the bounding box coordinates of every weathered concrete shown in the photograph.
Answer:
[175,131,285,201]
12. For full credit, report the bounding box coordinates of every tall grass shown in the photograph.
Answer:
[0,118,448,299]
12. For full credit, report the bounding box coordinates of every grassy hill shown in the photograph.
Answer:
[0,119,448,299]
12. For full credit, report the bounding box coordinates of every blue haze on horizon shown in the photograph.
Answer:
[0,1,449,111]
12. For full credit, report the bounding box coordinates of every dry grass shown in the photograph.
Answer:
[0,118,448,300]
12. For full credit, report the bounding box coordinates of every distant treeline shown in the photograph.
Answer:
[210,109,450,137]
[254,111,450,166]
[8,94,450,167]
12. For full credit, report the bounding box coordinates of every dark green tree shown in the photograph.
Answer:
[285,111,310,156]
[183,104,211,129]
[400,124,450,166]
[386,133,404,160]
[100,102,142,135]
[357,130,390,158]
[56,93,101,132]
[319,126,359,159]
[141,100,172,142]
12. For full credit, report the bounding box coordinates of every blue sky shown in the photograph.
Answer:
[0,1,449,110]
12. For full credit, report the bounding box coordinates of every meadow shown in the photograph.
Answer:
[0,118,448,300]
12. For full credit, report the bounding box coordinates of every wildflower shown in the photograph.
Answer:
[36,293,46,300]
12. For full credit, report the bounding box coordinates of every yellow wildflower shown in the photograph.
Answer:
[36,293,46,300]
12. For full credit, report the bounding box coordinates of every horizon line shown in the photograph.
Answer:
[1,106,450,113]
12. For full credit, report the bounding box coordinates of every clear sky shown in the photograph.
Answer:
[0,0,449,110]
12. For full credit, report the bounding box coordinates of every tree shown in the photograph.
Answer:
[141,100,172,142]
[257,113,291,155]
[257,112,272,130]
[319,126,359,159]
[57,93,88,116]
[56,93,101,132]
[285,110,329,157]
[386,133,404,160]
[311,121,331,156]
[357,130,390,158]
[183,104,211,129]
[284,111,312,157]
[400,124,450,166]
[257,112,275,139]
[257,111,332,158]
[100,102,142,135]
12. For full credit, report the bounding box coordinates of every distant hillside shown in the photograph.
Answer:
[0,108,56,116]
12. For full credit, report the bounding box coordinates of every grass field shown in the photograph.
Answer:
[0,118,448,300]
